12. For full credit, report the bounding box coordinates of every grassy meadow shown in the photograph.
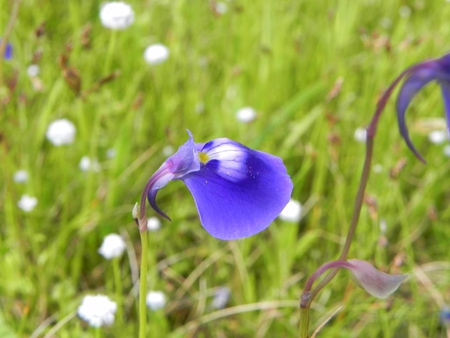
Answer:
[2,0,450,337]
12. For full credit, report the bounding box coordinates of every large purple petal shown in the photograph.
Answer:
[396,65,438,162]
[439,81,450,133]
[182,139,293,240]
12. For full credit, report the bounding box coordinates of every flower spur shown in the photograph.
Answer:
[138,130,293,240]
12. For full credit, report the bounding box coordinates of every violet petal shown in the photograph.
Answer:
[396,65,438,162]
[182,138,293,240]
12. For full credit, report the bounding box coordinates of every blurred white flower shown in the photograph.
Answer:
[99,2,134,30]
[98,234,126,259]
[147,217,161,231]
[77,294,117,327]
[17,194,38,212]
[46,119,76,146]
[214,2,228,14]
[443,144,450,157]
[195,102,205,114]
[27,64,40,77]
[428,130,447,144]
[146,291,166,310]
[399,5,412,18]
[79,156,101,172]
[162,145,174,157]
[373,164,383,174]
[279,199,302,222]
[354,127,367,143]
[379,17,392,29]
[212,286,230,309]
[236,107,257,123]
[13,170,28,183]
[144,44,169,65]
[106,148,116,159]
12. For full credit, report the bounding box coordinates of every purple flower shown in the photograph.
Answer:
[138,130,293,240]
[1,40,12,59]
[393,53,450,162]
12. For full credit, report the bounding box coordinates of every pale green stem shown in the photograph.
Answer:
[139,230,149,338]
[113,258,123,324]
[103,30,117,75]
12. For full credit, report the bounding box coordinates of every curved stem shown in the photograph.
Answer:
[298,64,421,337]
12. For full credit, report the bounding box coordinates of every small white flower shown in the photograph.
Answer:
[46,119,76,146]
[372,164,383,174]
[146,291,166,310]
[212,287,230,309]
[77,294,117,327]
[79,156,101,172]
[162,145,174,157]
[399,5,412,18]
[236,107,257,123]
[147,217,161,231]
[17,194,38,212]
[98,234,126,259]
[428,130,447,144]
[354,127,367,143]
[99,2,134,30]
[106,148,116,159]
[443,144,450,157]
[195,102,205,114]
[214,2,228,14]
[379,17,392,29]
[27,64,40,77]
[13,170,28,183]
[144,44,169,65]
[279,199,302,222]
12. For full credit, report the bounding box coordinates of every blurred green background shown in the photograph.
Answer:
[1,0,450,337]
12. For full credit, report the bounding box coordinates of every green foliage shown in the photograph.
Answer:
[1,0,450,337]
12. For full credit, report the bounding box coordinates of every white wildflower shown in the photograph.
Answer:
[99,2,134,30]
[144,44,169,65]
[443,144,450,157]
[399,6,412,18]
[214,2,228,14]
[106,148,116,159]
[428,130,447,144]
[98,234,126,259]
[162,145,174,157]
[27,64,40,77]
[279,199,302,222]
[147,217,161,231]
[46,119,76,146]
[79,156,101,172]
[77,295,117,327]
[17,194,38,212]
[13,170,28,183]
[212,287,230,309]
[373,164,383,174]
[146,291,166,310]
[236,107,257,123]
[354,127,367,143]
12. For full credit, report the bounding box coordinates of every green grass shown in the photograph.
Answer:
[2,0,450,337]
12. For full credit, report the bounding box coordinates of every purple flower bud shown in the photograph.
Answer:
[347,259,408,299]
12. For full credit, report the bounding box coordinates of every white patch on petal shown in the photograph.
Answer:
[204,141,248,182]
